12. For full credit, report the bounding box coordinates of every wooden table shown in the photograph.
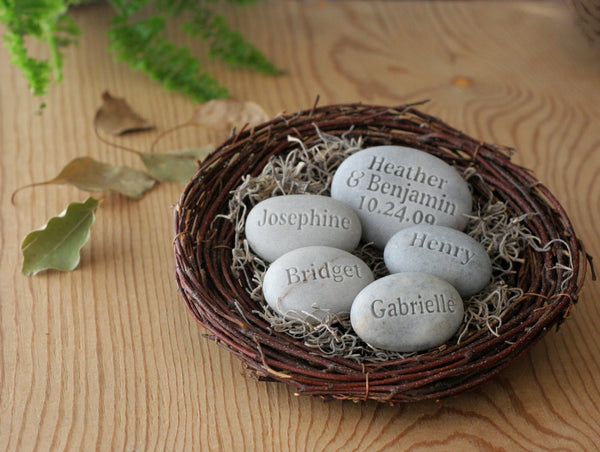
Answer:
[2,1,599,450]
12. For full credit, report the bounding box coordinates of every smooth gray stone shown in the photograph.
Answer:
[384,225,492,296]
[331,146,472,249]
[350,272,464,352]
[263,246,374,323]
[246,194,362,262]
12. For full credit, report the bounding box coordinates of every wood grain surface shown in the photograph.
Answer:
[1,1,599,450]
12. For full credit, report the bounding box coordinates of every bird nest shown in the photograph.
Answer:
[173,102,590,403]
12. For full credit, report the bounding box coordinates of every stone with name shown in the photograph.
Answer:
[246,194,362,262]
[384,225,492,296]
[350,272,464,352]
[263,246,374,323]
[330,146,472,249]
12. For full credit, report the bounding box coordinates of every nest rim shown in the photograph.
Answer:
[173,102,588,403]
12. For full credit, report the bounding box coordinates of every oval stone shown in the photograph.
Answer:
[331,146,472,249]
[246,194,362,262]
[384,225,492,297]
[350,273,464,352]
[263,246,374,323]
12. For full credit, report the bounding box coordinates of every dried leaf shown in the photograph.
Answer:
[22,197,100,276]
[94,91,155,135]
[189,99,269,131]
[139,146,215,184]
[12,157,158,201]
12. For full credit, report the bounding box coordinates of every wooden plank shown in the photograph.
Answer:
[1,1,598,450]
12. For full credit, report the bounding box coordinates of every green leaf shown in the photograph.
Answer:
[139,146,214,183]
[12,157,158,201]
[21,197,100,275]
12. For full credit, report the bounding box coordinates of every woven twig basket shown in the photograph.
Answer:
[173,102,589,403]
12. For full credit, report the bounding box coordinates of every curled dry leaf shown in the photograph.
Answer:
[139,146,215,184]
[94,91,155,136]
[12,157,157,202]
[189,99,269,131]
[22,197,100,276]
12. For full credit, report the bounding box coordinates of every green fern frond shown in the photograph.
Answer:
[1,0,279,101]
[108,15,229,102]
[183,10,280,75]
[3,31,51,96]
[0,0,81,95]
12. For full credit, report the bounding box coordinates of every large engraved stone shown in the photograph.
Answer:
[331,146,472,248]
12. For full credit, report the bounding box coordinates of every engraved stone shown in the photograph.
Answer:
[263,246,374,323]
[384,225,492,296]
[246,194,362,262]
[350,272,464,352]
[330,146,472,248]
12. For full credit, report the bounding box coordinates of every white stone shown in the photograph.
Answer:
[262,246,374,323]
[246,194,362,262]
[330,146,472,249]
[350,273,464,352]
[384,225,492,296]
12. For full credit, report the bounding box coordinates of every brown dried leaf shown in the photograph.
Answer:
[12,157,157,202]
[51,157,157,198]
[139,146,215,184]
[94,91,155,136]
[189,99,269,131]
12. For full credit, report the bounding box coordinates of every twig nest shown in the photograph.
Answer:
[173,102,589,403]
